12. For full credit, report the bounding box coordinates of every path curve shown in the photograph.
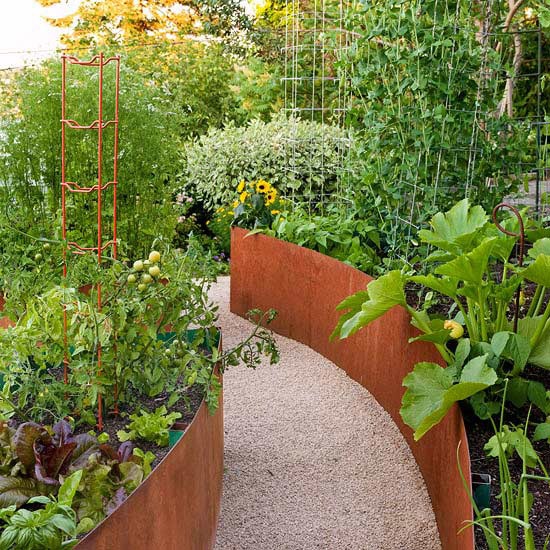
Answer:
[211,277,441,550]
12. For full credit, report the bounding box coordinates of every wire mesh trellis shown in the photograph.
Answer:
[282,0,356,209]
[283,0,549,264]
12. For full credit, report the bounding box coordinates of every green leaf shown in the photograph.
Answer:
[409,329,451,345]
[528,238,550,259]
[332,271,406,340]
[527,381,548,412]
[484,426,538,468]
[401,355,497,441]
[521,254,550,287]
[409,274,458,299]
[451,338,471,371]
[435,238,496,283]
[533,422,550,443]
[58,470,83,507]
[490,331,531,372]
[516,316,550,369]
[506,378,528,408]
[50,514,77,536]
[417,199,488,255]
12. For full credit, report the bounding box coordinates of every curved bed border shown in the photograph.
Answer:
[230,227,473,550]
[75,389,224,550]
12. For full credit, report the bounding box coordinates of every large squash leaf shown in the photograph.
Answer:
[528,238,550,259]
[418,199,488,255]
[331,270,406,340]
[521,254,550,287]
[516,316,550,369]
[409,274,458,299]
[401,355,497,441]
[435,238,496,284]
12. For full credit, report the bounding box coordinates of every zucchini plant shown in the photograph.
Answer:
[332,199,550,440]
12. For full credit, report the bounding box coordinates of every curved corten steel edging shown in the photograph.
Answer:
[76,388,224,550]
[230,227,473,550]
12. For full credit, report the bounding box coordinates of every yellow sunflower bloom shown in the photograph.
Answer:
[237,180,245,193]
[265,190,277,205]
[232,200,239,208]
[256,180,270,194]
[271,209,280,215]
[239,191,249,203]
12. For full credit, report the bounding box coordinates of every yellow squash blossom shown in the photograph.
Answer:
[444,320,464,339]
[239,191,249,203]
[237,180,245,193]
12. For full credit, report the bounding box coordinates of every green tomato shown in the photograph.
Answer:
[42,242,51,251]
[143,259,151,267]
[149,265,161,278]
[138,283,147,292]
[133,260,144,271]
[142,273,153,284]
[127,274,137,284]
[149,250,161,263]
[34,253,42,262]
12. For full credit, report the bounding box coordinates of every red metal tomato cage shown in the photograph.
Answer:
[61,53,121,430]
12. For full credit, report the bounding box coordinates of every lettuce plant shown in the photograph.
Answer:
[117,406,182,447]
[333,199,550,440]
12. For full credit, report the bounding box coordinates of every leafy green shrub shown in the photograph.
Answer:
[178,114,353,210]
[268,205,382,274]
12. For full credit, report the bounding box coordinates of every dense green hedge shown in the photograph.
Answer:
[178,114,354,210]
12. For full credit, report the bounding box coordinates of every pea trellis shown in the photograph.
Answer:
[61,52,120,430]
[283,0,548,262]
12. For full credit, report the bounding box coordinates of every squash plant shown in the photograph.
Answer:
[332,199,550,440]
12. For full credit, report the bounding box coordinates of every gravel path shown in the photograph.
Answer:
[210,277,441,550]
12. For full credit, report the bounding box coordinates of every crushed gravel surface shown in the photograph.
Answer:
[210,277,441,550]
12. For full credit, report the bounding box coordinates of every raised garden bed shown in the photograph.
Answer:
[230,226,474,550]
[74,386,224,550]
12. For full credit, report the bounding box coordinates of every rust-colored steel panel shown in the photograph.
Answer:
[76,388,224,550]
[230,227,473,550]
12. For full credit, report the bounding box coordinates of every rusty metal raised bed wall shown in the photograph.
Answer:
[230,227,473,550]
[76,391,224,550]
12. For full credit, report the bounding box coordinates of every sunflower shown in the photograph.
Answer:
[271,209,281,215]
[232,200,239,208]
[237,180,245,193]
[256,180,270,194]
[239,191,249,203]
[265,189,277,205]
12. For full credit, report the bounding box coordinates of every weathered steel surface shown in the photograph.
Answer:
[76,388,224,550]
[230,227,473,550]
